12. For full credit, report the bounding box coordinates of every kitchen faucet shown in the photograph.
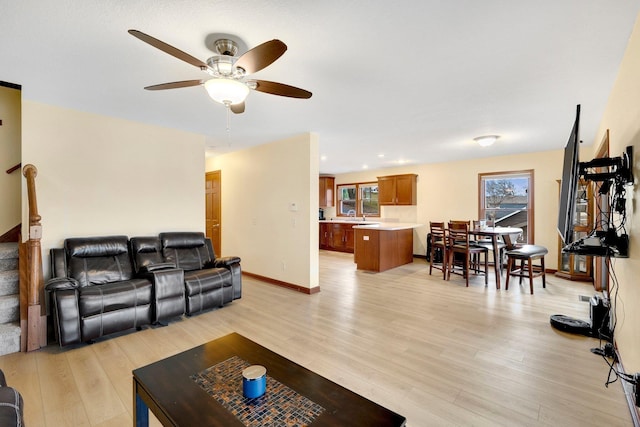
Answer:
[347,210,356,218]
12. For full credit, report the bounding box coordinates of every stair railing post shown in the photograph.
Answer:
[21,164,46,351]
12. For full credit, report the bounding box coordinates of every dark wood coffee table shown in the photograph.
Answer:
[133,332,406,426]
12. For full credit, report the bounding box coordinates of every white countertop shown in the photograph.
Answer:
[352,222,423,231]
[319,219,422,230]
[319,219,380,225]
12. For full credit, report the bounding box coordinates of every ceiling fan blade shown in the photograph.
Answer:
[144,80,205,91]
[234,40,287,74]
[230,102,245,114]
[253,80,312,99]
[129,29,208,69]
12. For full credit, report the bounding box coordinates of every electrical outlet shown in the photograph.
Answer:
[30,225,42,239]
[634,373,640,407]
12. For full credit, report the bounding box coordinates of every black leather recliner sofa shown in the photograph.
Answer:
[46,233,242,346]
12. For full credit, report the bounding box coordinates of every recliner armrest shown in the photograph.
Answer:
[139,262,176,273]
[213,256,241,268]
[45,277,80,291]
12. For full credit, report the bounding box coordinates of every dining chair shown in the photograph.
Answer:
[472,219,506,275]
[446,222,488,287]
[449,220,471,228]
[451,220,476,244]
[428,222,447,278]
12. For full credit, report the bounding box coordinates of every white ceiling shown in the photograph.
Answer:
[2,1,638,174]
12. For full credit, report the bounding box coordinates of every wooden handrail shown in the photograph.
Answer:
[6,163,21,174]
[20,164,46,351]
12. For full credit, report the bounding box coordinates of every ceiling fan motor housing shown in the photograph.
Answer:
[206,39,247,78]
[214,39,238,56]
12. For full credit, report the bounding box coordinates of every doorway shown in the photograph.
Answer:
[205,170,221,256]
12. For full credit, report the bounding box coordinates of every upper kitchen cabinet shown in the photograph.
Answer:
[378,174,417,205]
[319,176,335,207]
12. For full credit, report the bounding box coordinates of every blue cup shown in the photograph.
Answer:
[242,365,266,398]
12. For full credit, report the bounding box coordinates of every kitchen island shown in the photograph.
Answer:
[352,222,422,272]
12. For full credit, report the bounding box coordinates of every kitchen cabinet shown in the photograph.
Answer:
[556,179,593,281]
[344,226,355,252]
[319,223,330,248]
[378,174,417,205]
[319,222,355,253]
[319,176,335,207]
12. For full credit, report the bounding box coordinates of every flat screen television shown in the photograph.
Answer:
[557,105,581,246]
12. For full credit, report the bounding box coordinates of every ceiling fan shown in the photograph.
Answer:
[128,29,312,114]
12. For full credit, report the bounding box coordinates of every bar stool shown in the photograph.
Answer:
[504,245,548,294]
[446,222,488,287]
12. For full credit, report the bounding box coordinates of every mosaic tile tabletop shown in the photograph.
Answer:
[191,356,325,426]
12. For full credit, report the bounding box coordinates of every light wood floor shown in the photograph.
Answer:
[0,251,632,426]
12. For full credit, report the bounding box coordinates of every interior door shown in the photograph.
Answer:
[205,171,221,257]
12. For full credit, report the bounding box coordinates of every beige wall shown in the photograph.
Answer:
[334,149,564,269]
[206,133,319,290]
[21,101,206,278]
[0,86,22,235]
[594,13,640,372]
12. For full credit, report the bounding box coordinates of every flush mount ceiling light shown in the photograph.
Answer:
[474,135,500,147]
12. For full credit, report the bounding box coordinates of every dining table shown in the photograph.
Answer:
[470,226,523,289]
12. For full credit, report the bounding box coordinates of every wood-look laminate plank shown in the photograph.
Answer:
[89,337,139,419]
[2,351,46,426]
[65,344,127,425]
[33,349,90,426]
[0,251,632,426]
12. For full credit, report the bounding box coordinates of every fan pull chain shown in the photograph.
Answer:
[225,103,232,146]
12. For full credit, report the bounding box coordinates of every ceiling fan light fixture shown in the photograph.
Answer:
[204,78,250,105]
[474,135,500,147]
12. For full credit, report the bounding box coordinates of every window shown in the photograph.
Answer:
[339,185,357,215]
[479,170,534,243]
[360,183,379,215]
[337,182,379,217]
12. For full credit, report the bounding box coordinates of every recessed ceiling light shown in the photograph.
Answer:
[362,164,368,169]
[320,155,327,161]
[378,154,385,158]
